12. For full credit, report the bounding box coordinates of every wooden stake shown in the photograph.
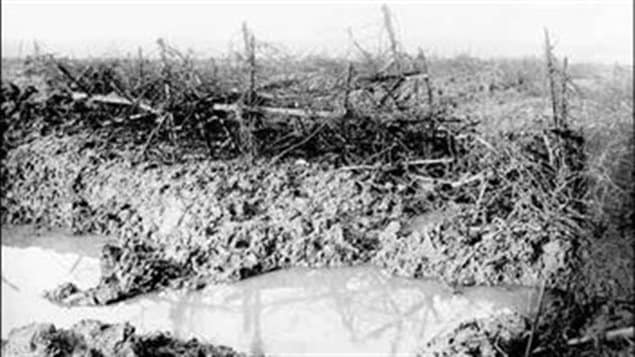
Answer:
[213,103,342,120]
[544,29,559,129]
[271,122,327,164]
[524,279,547,357]
[560,57,568,128]
[137,46,144,80]
[347,27,375,69]
[344,62,354,115]
[567,326,634,346]
[68,91,341,122]
[417,48,434,109]
[243,22,256,106]
[56,62,92,95]
[358,70,424,83]
[136,114,167,162]
[532,326,635,354]
[210,57,218,79]
[381,4,401,72]
[240,22,257,156]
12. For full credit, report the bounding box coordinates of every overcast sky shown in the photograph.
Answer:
[2,1,633,64]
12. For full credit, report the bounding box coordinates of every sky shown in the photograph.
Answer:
[2,0,633,65]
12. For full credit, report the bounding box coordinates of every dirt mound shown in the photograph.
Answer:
[2,127,587,309]
[1,320,246,357]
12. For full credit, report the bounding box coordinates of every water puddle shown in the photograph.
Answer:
[1,226,540,356]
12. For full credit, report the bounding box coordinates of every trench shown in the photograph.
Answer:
[1,225,541,356]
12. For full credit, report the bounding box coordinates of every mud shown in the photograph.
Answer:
[44,241,191,306]
[0,79,604,355]
[1,313,540,357]
[1,314,533,357]
[1,320,247,357]
[3,132,584,308]
[419,312,529,356]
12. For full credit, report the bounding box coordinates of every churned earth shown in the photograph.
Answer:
[2,55,632,356]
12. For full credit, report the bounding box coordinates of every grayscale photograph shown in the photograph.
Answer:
[1,1,633,356]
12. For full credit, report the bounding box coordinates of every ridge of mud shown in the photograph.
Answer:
[1,320,247,357]
[1,130,587,309]
[2,314,536,357]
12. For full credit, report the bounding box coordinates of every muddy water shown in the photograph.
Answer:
[1,226,540,356]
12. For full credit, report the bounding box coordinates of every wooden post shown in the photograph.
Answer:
[157,38,173,100]
[381,4,401,72]
[347,27,375,69]
[560,57,568,128]
[155,41,179,159]
[524,279,546,357]
[341,62,354,143]
[56,62,92,95]
[210,57,218,79]
[243,22,256,106]
[240,22,257,156]
[544,29,559,129]
[343,62,354,115]
[137,46,144,80]
[417,48,434,109]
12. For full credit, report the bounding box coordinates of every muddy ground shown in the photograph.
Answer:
[3,132,581,305]
[0,314,533,357]
[1,320,247,357]
[0,132,595,356]
[2,55,633,356]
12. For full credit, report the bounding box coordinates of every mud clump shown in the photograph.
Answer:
[45,241,191,306]
[1,320,247,357]
[419,312,529,356]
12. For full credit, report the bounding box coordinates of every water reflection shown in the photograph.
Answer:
[1,227,540,356]
[1,225,114,258]
[120,266,538,356]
